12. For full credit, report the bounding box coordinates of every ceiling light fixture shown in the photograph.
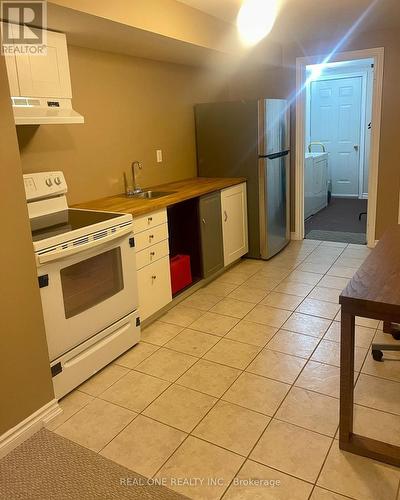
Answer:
[237,0,279,47]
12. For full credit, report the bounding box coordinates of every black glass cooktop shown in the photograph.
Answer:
[30,209,122,242]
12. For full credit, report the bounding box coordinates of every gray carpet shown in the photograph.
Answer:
[305,198,367,232]
[306,229,367,245]
[0,429,187,500]
[305,197,367,245]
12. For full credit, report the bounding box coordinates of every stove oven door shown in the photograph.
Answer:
[37,229,138,361]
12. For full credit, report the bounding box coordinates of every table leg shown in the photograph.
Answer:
[383,321,392,333]
[339,309,355,445]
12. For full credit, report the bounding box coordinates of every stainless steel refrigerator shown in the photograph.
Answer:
[195,99,290,260]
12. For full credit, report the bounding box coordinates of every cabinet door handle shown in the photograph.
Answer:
[148,217,153,222]
[202,218,206,225]
[149,234,154,240]
[151,275,157,280]
[224,210,228,222]
[150,251,155,256]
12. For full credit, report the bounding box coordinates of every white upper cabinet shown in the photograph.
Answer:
[221,183,249,266]
[5,30,72,98]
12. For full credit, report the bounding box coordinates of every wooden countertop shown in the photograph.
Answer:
[74,177,246,217]
[340,225,400,317]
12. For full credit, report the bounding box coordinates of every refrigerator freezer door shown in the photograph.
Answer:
[259,153,290,259]
[258,99,290,157]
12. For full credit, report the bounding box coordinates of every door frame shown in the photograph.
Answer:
[294,47,384,247]
[306,71,370,199]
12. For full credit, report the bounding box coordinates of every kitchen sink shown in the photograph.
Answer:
[130,190,176,199]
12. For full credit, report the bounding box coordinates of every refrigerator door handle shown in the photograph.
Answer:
[266,150,290,160]
[258,158,268,259]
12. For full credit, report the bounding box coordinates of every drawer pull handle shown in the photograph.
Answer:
[150,251,155,256]
[149,234,154,240]
[152,275,157,280]
[148,217,153,222]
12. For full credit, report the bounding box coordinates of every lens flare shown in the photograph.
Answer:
[237,0,278,47]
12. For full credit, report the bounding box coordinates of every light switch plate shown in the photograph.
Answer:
[156,149,163,163]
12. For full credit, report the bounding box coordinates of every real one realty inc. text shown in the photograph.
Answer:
[120,477,282,488]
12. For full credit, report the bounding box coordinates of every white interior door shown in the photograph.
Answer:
[310,77,362,197]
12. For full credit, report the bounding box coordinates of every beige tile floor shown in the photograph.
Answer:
[49,240,400,500]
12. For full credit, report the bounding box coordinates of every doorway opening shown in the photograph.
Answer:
[304,58,373,244]
[294,48,384,247]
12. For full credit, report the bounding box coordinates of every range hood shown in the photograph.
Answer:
[11,97,84,125]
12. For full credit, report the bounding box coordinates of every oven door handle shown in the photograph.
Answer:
[36,225,133,266]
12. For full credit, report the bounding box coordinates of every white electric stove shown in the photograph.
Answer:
[25,171,140,399]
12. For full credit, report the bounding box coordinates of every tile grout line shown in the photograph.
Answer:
[53,241,385,499]
[101,291,269,472]
[218,243,353,498]
[143,263,315,488]
[143,243,348,490]
[143,271,294,478]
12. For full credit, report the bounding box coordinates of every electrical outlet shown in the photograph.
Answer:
[156,149,163,163]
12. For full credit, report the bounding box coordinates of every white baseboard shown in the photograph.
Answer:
[0,399,62,459]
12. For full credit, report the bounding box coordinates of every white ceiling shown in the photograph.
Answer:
[46,0,400,70]
[179,0,400,43]
[179,0,242,23]
[47,3,281,68]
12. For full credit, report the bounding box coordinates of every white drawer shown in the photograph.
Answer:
[133,209,167,234]
[137,256,172,321]
[135,223,168,251]
[136,239,169,270]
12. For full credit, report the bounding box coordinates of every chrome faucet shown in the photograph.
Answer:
[124,161,142,196]
[132,161,142,193]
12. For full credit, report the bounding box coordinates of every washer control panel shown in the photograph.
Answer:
[24,172,67,201]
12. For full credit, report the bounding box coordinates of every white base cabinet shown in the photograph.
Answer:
[133,185,249,322]
[221,183,249,266]
[137,256,172,321]
[134,209,172,321]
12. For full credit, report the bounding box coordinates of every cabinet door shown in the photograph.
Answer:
[199,192,224,278]
[221,183,249,266]
[137,256,172,321]
[16,30,72,98]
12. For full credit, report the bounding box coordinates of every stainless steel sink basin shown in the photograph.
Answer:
[129,190,176,199]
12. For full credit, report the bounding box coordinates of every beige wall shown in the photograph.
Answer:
[227,65,285,101]
[281,28,400,238]
[0,57,54,435]
[18,45,229,205]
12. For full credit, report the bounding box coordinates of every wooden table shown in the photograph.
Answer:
[339,225,400,467]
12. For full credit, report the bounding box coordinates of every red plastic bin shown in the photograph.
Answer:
[170,254,192,295]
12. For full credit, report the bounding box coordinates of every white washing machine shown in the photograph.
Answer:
[304,152,329,219]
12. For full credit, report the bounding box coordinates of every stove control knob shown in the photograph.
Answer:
[54,177,62,185]
[45,178,53,187]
